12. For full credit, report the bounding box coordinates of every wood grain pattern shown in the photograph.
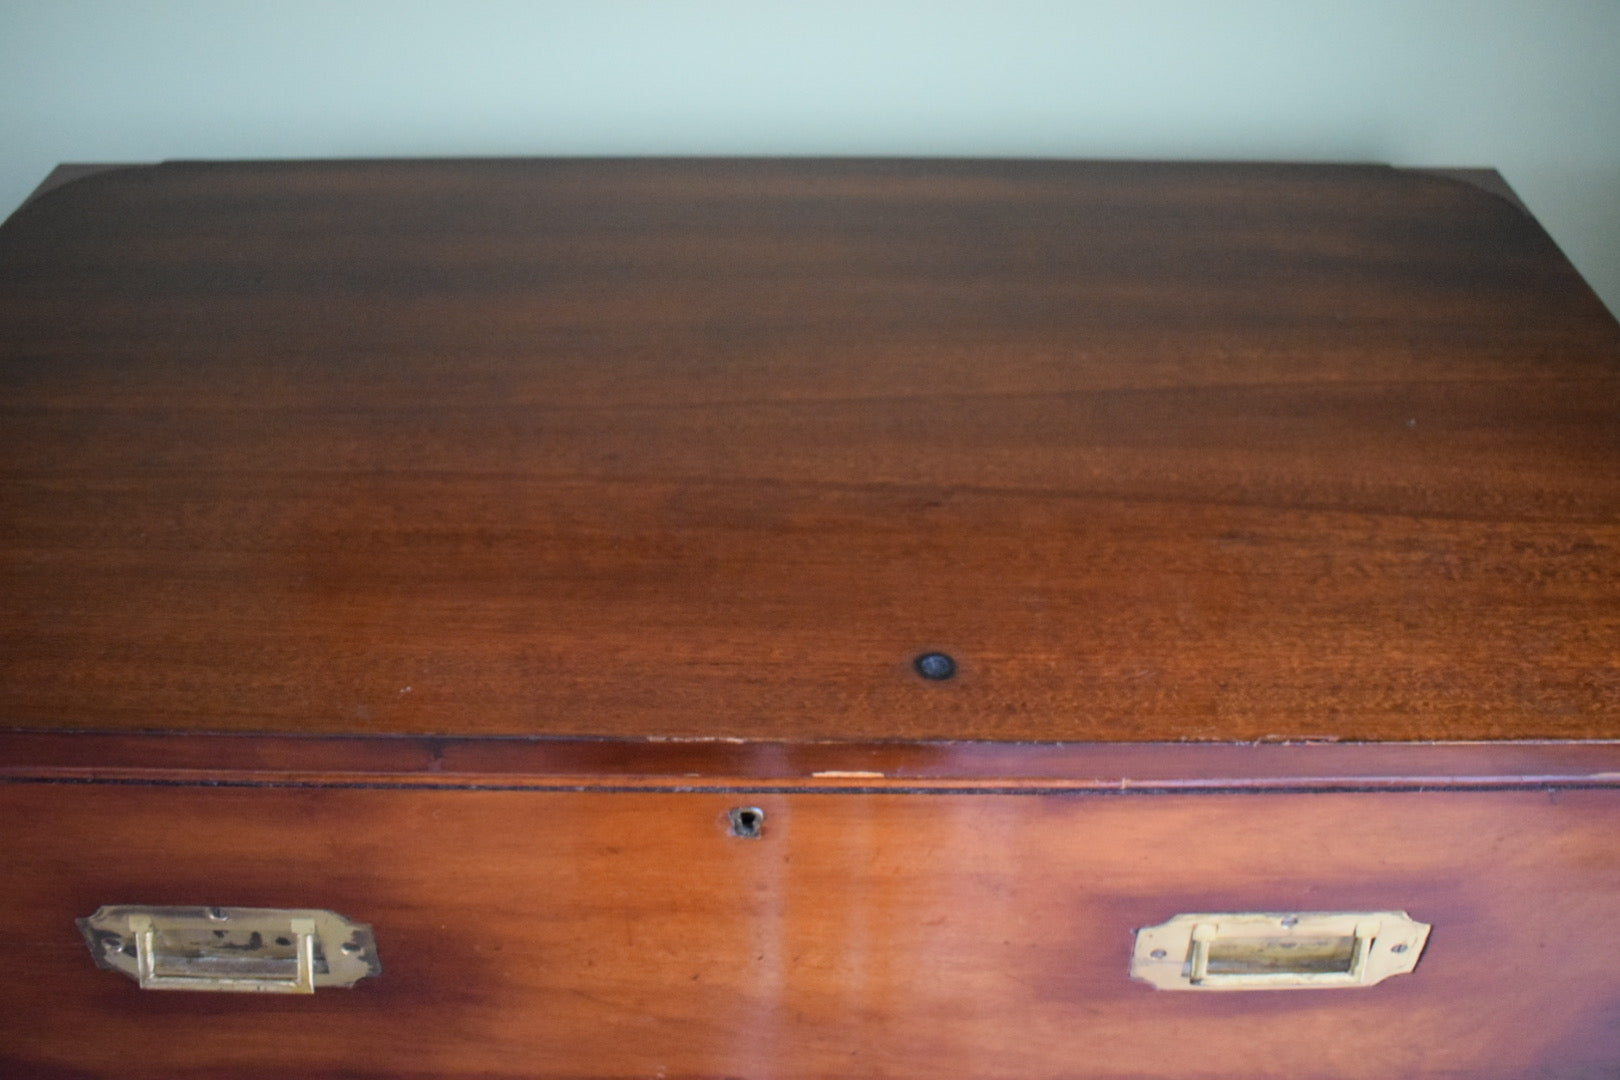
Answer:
[2,778,1617,1079]
[2,159,1618,741]
[5,730,1620,791]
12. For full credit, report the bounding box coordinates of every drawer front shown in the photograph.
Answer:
[2,782,1617,1079]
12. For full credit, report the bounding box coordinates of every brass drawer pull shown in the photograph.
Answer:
[1132,911,1429,991]
[78,906,380,993]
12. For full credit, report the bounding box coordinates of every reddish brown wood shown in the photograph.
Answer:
[2,159,1618,742]
[3,730,1620,791]
[4,161,1617,1077]
[10,163,137,211]
[2,781,1617,1079]
[1415,167,1532,213]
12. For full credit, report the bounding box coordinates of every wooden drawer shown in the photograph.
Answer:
[3,736,1619,1078]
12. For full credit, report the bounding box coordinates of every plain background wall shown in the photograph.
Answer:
[2,1,1616,315]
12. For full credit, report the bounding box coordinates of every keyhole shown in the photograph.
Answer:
[728,806,765,838]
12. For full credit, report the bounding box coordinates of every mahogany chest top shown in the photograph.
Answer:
[1,158,1617,744]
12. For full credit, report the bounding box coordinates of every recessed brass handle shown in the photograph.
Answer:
[1133,911,1429,991]
[128,913,316,993]
[78,906,380,993]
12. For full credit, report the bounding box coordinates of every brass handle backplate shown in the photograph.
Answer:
[78,905,381,993]
[1132,911,1429,991]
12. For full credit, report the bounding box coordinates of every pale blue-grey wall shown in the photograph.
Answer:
[3,1,1617,314]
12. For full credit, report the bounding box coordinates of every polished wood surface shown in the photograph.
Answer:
[5,729,1620,791]
[3,158,1618,742]
[3,778,1617,1079]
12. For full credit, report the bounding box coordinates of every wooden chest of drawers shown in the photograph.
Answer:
[2,159,1617,1078]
